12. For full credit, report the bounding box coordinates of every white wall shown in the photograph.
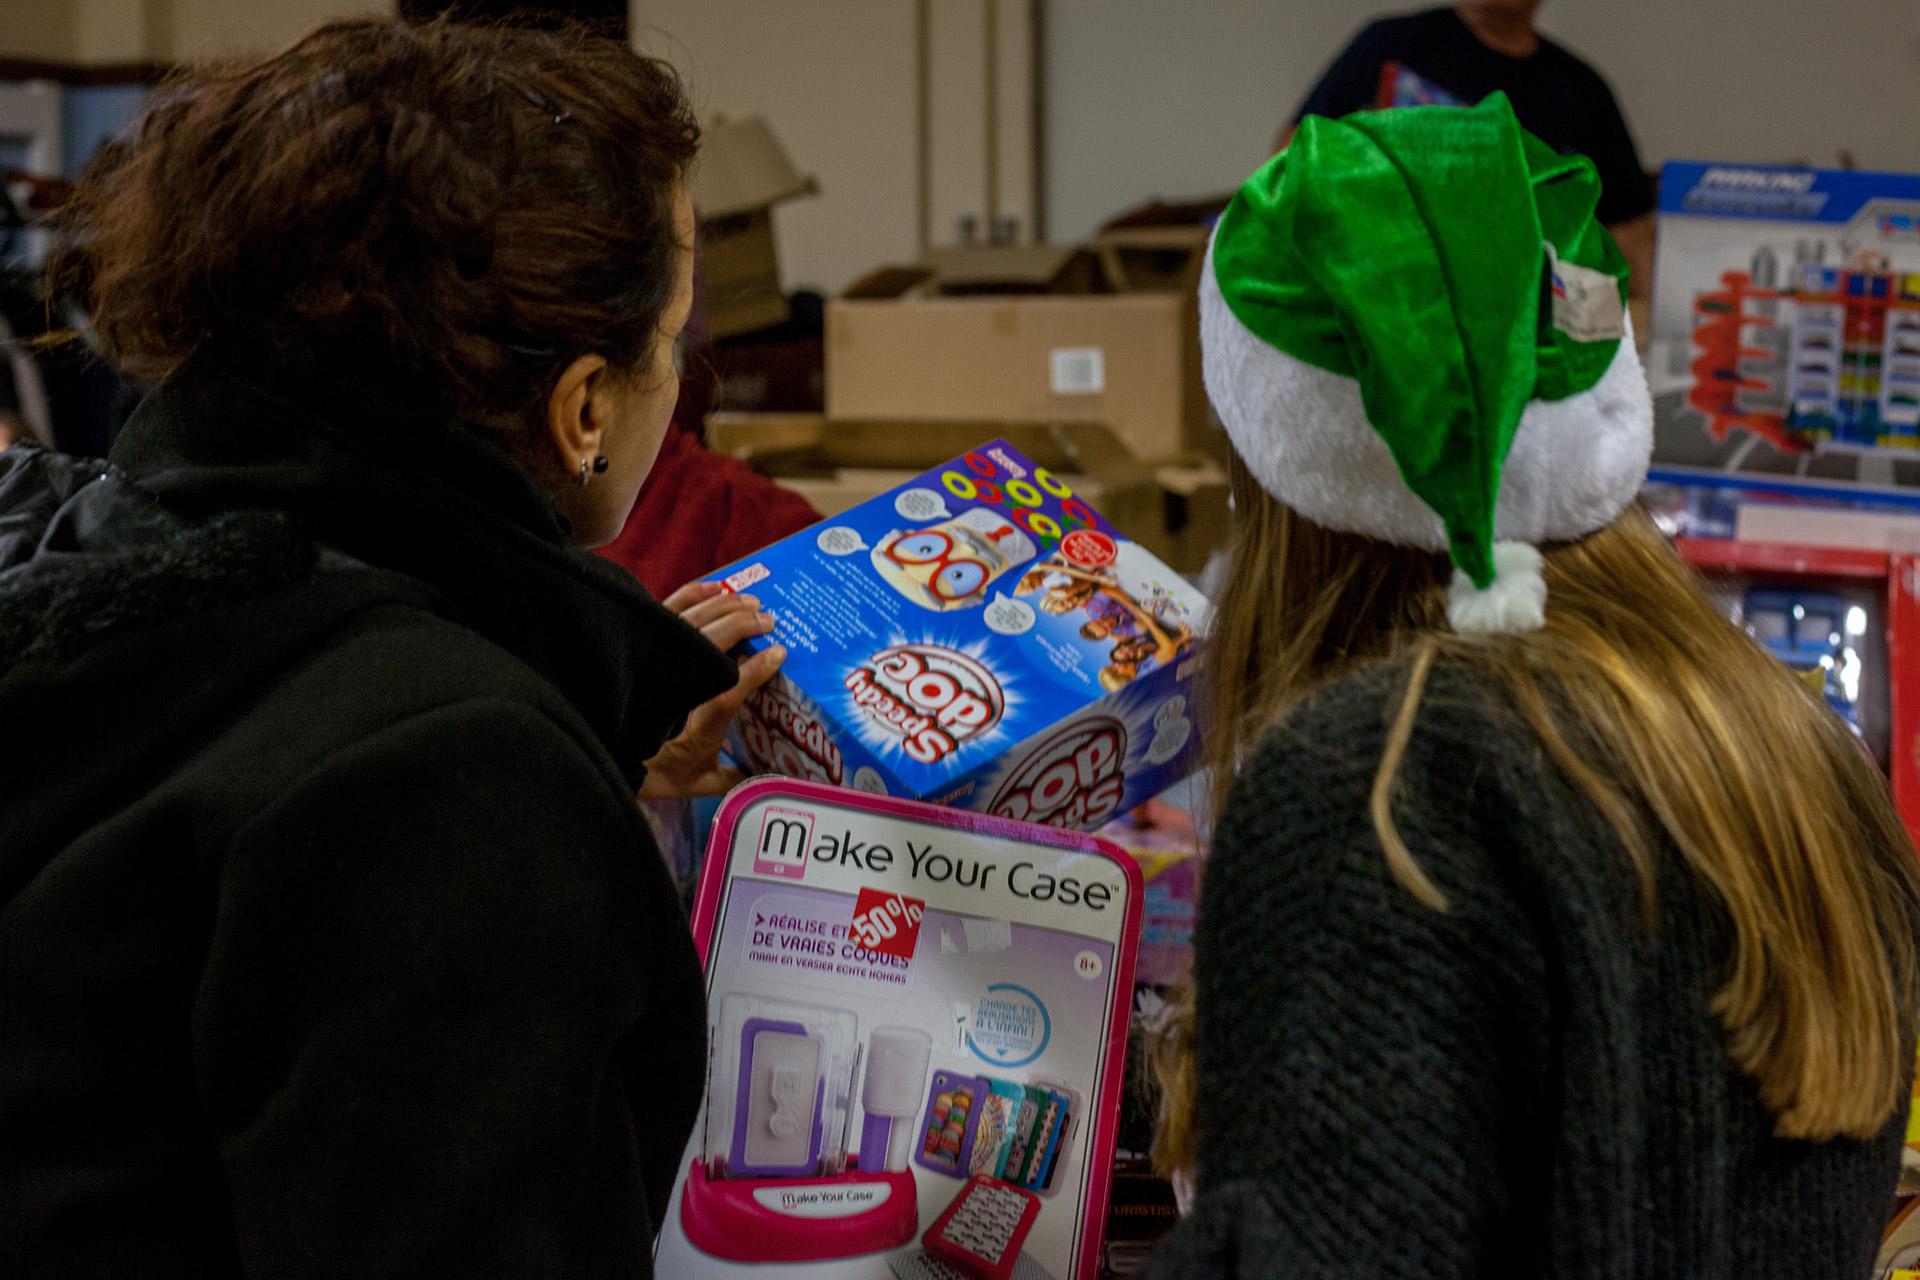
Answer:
[159,0,394,60]
[634,0,1038,297]
[1,0,394,63]
[1536,0,1920,172]
[1044,0,1355,242]
[3,0,75,60]
[634,0,923,297]
[1044,0,1920,244]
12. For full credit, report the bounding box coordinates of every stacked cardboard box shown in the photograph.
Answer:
[704,413,1227,575]
[827,233,1213,468]
[687,115,817,341]
[709,225,1231,574]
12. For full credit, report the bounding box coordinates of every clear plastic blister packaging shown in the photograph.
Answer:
[706,995,861,1181]
[914,1072,1081,1200]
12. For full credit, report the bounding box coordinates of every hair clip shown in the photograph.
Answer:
[515,85,571,126]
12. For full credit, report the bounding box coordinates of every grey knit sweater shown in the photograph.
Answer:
[1144,662,1910,1278]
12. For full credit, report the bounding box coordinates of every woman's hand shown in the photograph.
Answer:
[639,581,786,799]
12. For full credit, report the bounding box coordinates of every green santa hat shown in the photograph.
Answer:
[1201,92,1653,634]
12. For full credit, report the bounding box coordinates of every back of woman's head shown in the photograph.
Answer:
[1163,92,1920,1178]
[51,18,696,445]
[1191,467,1920,1149]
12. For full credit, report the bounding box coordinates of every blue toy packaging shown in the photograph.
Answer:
[702,439,1210,830]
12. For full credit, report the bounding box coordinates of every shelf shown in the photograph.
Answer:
[1675,537,1891,579]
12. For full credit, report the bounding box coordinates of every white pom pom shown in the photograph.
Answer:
[1447,541,1547,635]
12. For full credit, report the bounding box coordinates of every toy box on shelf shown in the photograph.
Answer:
[1087,799,1202,1276]
[1652,512,1920,845]
[701,438,1212,833]
[1890,1041,1920,1275]
[1880,1164,1920,1277]
[1657,489,1920,1278]
[1090,981,1186,1280]
[1648,161,1920,506]
[655,779,1141,1279]
[1093,800,1198,989]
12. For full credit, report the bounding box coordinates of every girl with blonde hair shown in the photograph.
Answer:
[1146,95,1920,1278]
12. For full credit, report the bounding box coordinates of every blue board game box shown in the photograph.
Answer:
[702,439,1211,830]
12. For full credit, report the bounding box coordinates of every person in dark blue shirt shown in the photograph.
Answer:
[1280,1,1655,295]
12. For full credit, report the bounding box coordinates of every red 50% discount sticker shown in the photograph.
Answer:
[849,887,926,960]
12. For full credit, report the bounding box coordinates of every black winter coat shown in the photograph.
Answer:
[0,356,736,1278]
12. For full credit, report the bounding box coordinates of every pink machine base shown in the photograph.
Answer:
[679,1161,920,1262]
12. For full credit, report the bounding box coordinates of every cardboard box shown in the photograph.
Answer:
[704,413,1228,573]
[827,251,1208,465]
[1152,456,1231,577]
[1649,161,1920,506]
[690,116,818,341]
[701,438,1211,830]
[921,245,1101,296]
[1092,225,1209,297]
[1100,1167,1180,1278]
[703,339,826,416]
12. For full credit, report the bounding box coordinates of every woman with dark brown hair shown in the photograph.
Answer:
[0,19,778,1277]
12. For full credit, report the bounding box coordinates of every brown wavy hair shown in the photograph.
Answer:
[1154,460,1920,1173]
[50,18,697,451]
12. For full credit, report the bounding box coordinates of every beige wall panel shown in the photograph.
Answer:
[636,0,921,295]
[926,0,987,248]
[163,0,394,61]
[2,0,76,60]
[1044,0,1920,244]
[993,0,1036,243]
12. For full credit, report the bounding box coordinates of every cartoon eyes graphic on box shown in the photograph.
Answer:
[873,508,1039,612]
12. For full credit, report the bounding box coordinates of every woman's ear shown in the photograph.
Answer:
[545,354,609,476]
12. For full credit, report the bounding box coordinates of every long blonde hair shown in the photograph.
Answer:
[1153,462,1920,1173]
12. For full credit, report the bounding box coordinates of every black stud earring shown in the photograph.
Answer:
[592,455,610,474]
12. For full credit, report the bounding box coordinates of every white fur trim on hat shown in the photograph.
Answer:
[1199,239,1653,553]
[1448,541,1546,634]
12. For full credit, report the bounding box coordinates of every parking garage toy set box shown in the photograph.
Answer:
[1649,162,1920,504]
[654,778,1141,1279]
[701,440,1210,832]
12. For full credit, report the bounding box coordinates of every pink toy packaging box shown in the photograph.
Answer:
[701,440,1210,831]
[655,778,1142,1279]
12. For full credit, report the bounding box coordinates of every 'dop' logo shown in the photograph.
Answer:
[987,716,1127,830]
[844,643,1004,765]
